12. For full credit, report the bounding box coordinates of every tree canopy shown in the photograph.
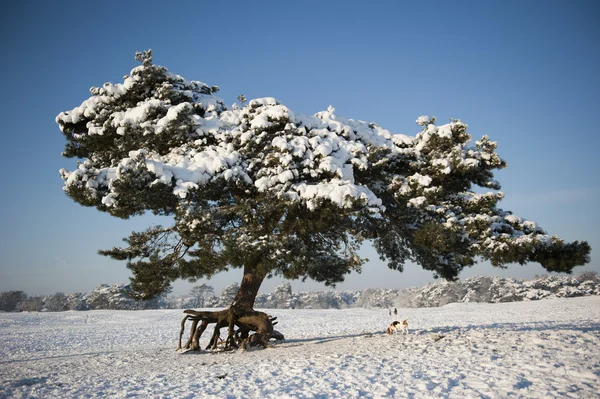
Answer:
[56,50,590,301]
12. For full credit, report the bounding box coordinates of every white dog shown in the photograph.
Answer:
[386,319,408,335]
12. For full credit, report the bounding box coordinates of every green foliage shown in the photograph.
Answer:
[99,226,182,299]
[108,166,177,218]
[531,240,592,273]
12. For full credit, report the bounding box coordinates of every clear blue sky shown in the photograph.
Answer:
[1,0,598,297]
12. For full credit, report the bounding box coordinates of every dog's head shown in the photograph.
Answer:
[401,319,408,326]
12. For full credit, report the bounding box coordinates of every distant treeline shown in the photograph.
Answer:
[1,272,598,312]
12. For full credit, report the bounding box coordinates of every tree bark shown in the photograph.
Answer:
[232,262,266,311]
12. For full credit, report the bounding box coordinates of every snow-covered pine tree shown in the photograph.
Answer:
[56,51,590,346]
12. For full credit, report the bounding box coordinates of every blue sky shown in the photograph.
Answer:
[1,0,598,297]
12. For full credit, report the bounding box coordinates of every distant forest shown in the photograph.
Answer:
[1,272,598,312]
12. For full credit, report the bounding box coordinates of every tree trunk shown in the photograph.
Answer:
[178,261,284,352]
[232,262,266,311]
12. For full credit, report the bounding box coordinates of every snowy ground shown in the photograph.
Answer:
[1,297,599,398]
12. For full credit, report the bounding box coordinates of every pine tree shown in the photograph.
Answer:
[56,51,590,348]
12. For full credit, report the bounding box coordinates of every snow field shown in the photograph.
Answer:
[1,296,599,398]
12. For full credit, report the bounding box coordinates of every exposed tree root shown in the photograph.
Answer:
[178,306,284,352]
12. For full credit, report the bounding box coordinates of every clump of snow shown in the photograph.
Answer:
[415,115,433,126]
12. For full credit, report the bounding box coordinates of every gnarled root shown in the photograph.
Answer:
[179,307,284,352]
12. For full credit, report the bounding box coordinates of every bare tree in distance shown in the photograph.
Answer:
[189,284,214,308]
